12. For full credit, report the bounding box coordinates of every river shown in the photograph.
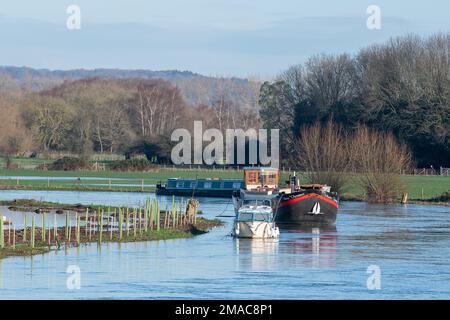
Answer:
[0,190,449,299]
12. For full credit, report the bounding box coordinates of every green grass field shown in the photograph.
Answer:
[0,166,448,201]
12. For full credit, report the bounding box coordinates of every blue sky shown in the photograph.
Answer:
[1,0,449,77]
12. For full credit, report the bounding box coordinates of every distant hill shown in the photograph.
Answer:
[0,66,260,108]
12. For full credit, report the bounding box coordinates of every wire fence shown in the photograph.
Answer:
[413,167,450,176]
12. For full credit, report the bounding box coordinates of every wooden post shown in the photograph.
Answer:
[54,215,57,242]
[41,213,46,241]
[76,213,80,245]
[144,205,148,233]
[85,209,89,237]
[99,210,103,244]
[68,219,71,243]
[140,207,143,233]
[149,200,154,231]
[401,193,408,204]
[12,226,15,249]
[156,200,160,231]
[88,217,92,241]
[110,216,113,240]
[118,208,123,240]
[164,205,168,229]
[126,208,130,237]
[48,220,51,246]
[194,205,197,225]
[23,215,27,243]
[0,215,4,249]
[31,216,35,248]
[133,211,137,238]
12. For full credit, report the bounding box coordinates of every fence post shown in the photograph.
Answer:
[0,215,4,249]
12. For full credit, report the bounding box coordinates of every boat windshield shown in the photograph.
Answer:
[237,211,272,222]
[242,199,272,207]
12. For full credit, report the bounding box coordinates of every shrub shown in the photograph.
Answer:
[430,192,450,203]
[47,157,89,171]
[109,158,156,172]
[294,120,350,194]
[350,126,412,203]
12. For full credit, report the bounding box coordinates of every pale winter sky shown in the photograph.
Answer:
[0,0,449,77]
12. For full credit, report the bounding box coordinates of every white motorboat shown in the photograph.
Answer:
[232,200,279,239]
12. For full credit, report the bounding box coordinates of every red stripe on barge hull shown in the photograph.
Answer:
[278,193,339,208]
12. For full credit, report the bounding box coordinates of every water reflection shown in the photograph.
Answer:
[234,238,279,271]
[280,225,337,268]
[233,225,338,271]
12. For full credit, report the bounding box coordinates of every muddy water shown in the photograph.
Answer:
[0,189,449,299]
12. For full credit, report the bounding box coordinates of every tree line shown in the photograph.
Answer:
[259,33,450,167]
[0,77,260,163]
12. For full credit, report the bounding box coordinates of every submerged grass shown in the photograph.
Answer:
[0,244,50,259]
[0,198,224,260]
[0,224,220,260]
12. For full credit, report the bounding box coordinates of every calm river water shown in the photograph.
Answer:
[0,190,449,299]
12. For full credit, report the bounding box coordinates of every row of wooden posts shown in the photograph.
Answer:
[0,197,199,249]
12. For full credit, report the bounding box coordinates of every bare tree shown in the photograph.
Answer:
[349,125,412,203]
[294,120,350,193]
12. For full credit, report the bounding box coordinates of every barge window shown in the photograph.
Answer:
[224,182,233,189]
[168,180,177,188]
[212,181,221,189]
[266,173,277,185]
[246,171,258,184]
[204,182,212,188]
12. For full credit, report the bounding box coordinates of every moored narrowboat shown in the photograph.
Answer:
[156,178,244,198]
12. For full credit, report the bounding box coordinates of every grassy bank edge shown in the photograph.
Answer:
[0,198,224,260]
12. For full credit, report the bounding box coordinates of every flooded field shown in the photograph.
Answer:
[0,189,449,299]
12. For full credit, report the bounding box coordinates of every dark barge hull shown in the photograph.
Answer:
[275,192,338,225]
[156,187,235,198]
